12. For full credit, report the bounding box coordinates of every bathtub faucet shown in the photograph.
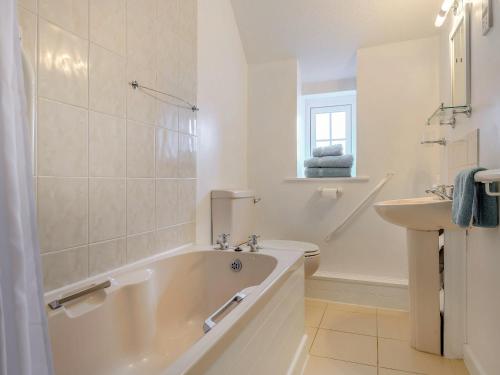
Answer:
[247,234,260,252]
[215,233,230,250]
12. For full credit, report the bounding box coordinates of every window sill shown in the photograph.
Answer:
[284,176,370,183]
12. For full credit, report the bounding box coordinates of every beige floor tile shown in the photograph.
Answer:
[306,304,326,328]
[320,307,377,336]
[328,301,377,314]
[311,329,378,366]
[450,360,470,375]
[306,327,318,352]
[378,338,453,375]
[305,298,329,309]
[379,369,422,375]
[304,356,377,375]
[377,309,410,340]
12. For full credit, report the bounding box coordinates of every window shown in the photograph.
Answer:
[298,91,357,177]
[311,105,352,154]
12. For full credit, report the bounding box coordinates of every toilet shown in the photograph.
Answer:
[211,189,320,277]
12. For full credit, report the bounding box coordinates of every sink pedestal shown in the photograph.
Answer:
[407,229,441,355]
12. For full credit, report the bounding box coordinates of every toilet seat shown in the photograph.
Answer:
[260,240,320,257]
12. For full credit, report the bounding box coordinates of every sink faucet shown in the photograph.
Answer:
[215,233,230,250]
[425,185,454,200]
[247,234,260,252]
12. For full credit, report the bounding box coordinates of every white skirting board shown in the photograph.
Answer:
[463,345,488,375]
[306,271,409,310]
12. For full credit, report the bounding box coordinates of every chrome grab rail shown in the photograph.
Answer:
[47,280,111,310]
[203,291,247,333]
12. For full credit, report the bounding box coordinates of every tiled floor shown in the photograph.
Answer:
[304,298,470,375]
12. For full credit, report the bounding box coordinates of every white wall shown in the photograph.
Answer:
[247,38,440,283]
[438,1,500,373]
[196,0,248,243]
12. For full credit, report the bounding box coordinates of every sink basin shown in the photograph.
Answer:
[374,196,458,231]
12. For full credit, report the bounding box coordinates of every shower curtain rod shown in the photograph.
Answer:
[129,80,199,112]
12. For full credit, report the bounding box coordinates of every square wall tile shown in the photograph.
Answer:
[156,25,179,93]
[126,121,155,177]
[126,66,157,125]
[126,231,155,263]
[89,178,126,242]
[177,179,195,223]
[89,43,126,117]
[38,177,88,252]
[178,222,195,244]
[178,134,196,178]
[38,19,88,107]
[18,7,37,71]
[126,0,156,69]
[89,238,126,276]
[311,330,377,366]
[156,179,178,228]
[89,111,126,177]
[42,246,88,290]
[37,98,88,177]
[89,0,125,55]
[155,226,179,253]
[156,100,178,130]
[179,108,196,135]
[157,0,178,33]
[156,128,178,178]
[39,0,88,38]
[127,179,155,235]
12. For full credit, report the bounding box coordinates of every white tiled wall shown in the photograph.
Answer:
[17,0,198,291]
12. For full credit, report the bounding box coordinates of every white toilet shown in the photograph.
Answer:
[211,189,320,278]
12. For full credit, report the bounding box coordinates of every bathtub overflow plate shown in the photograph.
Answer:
[230,259,243,272]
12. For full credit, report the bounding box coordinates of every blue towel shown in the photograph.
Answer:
[452,168,499,228]
[304,167,351,178]
[304,154,354,168]
[312,144,343,157]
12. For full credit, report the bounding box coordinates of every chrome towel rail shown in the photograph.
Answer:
[47,280,111,310]
[129,80,199,112]
[203,291,247,333]
[426,103,472,127]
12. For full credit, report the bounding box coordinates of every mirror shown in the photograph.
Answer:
[450,4,471,107]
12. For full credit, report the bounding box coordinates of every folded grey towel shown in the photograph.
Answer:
[452,168,499,228]
[305,167,351,178]
[304,154,354,168]
[313,144,343,157]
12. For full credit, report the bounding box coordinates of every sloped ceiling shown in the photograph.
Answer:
[231,0,441,83]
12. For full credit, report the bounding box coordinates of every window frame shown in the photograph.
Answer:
[299,90,357,177]
[310,104,353,155]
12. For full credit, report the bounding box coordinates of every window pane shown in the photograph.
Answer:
[315,113,330,140]
[331,112,346,139]
[316,140,330,148]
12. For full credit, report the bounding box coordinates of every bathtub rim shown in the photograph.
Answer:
[44,244,304,375]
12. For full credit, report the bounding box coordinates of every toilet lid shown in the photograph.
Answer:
[260,240,320,255]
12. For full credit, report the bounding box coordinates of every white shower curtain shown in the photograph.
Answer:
[0,1,54,374]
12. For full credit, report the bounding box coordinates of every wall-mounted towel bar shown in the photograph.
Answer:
[426,103,472,127]
[129,80,199,112]
[474,169,500,197]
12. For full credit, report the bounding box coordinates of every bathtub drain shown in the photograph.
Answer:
[230,259,243,272]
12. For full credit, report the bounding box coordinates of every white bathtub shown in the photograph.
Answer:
[45,246,306,375]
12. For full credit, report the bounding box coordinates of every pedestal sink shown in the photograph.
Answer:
[374,197,458,355]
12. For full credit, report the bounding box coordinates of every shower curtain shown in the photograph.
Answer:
[0,1,54,374]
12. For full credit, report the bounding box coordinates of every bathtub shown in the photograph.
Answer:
[45,245,306,375]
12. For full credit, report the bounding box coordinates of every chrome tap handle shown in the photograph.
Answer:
[215,233,230,250]
[247,234,260,252]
